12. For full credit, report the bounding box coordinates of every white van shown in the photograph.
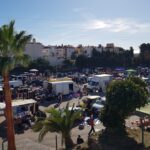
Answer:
[87,74,113,92]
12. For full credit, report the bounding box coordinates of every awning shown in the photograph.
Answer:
[136,103,150,116]
[0,99,36,110]
[12,99,37,107]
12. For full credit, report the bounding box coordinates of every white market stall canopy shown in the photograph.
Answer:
[0,99,37,110]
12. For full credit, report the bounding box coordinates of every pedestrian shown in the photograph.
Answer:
[77,135,84,144]
[57,93,62,104]
[88,115,95,136]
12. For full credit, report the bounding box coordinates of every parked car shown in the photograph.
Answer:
[92,99,104,111]
[92,96,106,111]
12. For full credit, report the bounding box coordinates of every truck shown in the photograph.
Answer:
[47,79,79,95]
[87,74,113,93]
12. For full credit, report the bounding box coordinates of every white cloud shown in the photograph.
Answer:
[85,20,111,30]
[53,18,150,34]
[83,18,150,33]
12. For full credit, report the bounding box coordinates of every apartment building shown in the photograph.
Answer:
[24,39,75,66]
[24,39,126,66]
[24,39,44,60]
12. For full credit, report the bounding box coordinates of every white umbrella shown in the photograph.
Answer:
[29,69,39,72]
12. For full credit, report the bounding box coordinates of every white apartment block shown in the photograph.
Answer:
[24,40,75,66]
[24,39,125,66]
[75,46,103,57]
[64,46,76,59]
[105,43,123,53]
[24,41,44,60]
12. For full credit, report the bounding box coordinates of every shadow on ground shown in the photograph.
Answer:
[74,129,150,150]
[96,130,144,150]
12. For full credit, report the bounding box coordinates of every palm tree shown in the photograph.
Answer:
[0,20,32,150]
[33,103,81,150]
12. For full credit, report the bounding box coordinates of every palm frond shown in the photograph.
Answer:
[14,54,31,67]
[0,22,32,73]
[38,125,50,142]
[33,104,81,144]
[32,120,44,132]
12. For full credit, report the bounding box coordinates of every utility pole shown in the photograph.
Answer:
[55,135,58,150]
[140,117,144,145]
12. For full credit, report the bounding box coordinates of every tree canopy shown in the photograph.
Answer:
[100,77,149,132]
[29,57,51,71]
[0,20,32,74]
[75,48,134,69]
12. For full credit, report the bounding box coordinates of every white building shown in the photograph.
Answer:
[24,39,125,66]
[104,43,123,53]
[64,46,76,59]
[24,39,44,60]
[24,40,74,66]
[48,46,65,66]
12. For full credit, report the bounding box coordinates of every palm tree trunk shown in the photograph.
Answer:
[3,73,16,150]
[64,135,74,150]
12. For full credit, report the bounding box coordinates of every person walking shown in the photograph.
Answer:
[57,93,62,104]
[88,115,95,136]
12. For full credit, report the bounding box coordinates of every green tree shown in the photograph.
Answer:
[100,78,148,133]
[71,51,78,60]
[33,103,81,149]
[0,20,31,150]
[139,43,150,65]
[63,59,74,68]
[129,76,147,90]
[75,55,89,68]
[29,57,50,71]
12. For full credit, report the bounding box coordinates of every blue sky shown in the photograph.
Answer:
[0,0,150,53]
